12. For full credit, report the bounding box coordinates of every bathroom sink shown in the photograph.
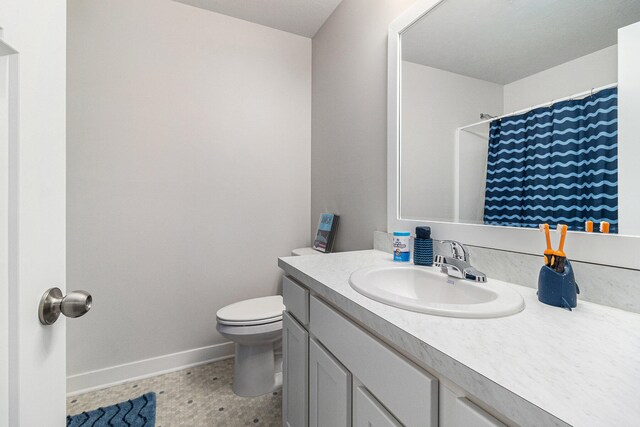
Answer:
[349,264,525,318]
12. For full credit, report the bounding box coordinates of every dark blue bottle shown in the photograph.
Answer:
[414,226,433,266]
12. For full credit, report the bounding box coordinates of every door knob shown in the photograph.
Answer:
[38,287,92,325]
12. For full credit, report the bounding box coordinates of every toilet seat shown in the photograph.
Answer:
[216,295,284,326]
[216,319,283,337]
[217,315,282,326]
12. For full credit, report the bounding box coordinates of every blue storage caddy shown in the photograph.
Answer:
[537,259,580,311]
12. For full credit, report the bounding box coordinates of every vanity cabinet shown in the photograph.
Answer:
[282,275,507,427]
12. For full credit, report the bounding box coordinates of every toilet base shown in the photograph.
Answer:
[232,342,280,397]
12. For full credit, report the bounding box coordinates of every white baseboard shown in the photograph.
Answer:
[67,342,235,396]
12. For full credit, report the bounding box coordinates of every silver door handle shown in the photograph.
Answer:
[38,287,92,325]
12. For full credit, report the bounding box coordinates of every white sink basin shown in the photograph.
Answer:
[349,264,525,318]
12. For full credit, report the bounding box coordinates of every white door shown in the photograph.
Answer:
[0,0,68,425]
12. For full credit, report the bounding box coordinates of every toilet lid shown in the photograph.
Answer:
[216,295,284,325]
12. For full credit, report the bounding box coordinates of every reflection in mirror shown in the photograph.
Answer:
[400,0,640,235]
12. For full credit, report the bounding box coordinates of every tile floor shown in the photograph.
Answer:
[67,358,282,426]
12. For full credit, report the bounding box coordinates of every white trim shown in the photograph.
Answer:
[387,1,640,270]
[6,44,19,427]
[387,28,400,224]
[0,36,19,427]
[387,0,447,229]
[66,342,235,395]
[453,128,460,222]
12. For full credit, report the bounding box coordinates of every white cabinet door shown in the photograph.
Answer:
[309,338,351,427]
[354,385,402,427]
[440,384,506,427]
[283,312,309,427]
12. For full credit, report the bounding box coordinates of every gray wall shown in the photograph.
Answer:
[401,61,503,221]
[67,0,311,378]
[503,45,617,112]
[311,0,416,251]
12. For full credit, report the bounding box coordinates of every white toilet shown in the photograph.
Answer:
[217,295,285,397]
[216,248,321,397]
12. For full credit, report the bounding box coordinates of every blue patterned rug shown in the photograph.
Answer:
[67,392,156,427]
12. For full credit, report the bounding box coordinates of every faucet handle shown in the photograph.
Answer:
[439,240,470,262]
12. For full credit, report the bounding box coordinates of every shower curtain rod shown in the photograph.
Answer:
[459,82,618,131]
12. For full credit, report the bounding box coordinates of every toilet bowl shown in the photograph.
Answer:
[216,295,285,397]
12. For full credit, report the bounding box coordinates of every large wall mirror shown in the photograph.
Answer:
[388,0,640,268]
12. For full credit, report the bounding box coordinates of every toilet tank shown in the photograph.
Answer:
[291,247,323,256]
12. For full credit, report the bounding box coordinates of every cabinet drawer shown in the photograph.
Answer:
[440,384,505,427]
[283,276,309,325]
[354,385,402,427]
[310,296,438,427]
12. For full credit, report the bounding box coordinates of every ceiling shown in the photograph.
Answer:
[173,0,343,38]
[402,0,640,84]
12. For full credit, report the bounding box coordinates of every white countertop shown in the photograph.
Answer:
[278,249,640,427]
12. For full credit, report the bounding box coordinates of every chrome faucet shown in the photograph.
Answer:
[434,240,487,282]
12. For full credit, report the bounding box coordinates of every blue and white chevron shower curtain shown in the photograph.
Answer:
[483,87,618,233]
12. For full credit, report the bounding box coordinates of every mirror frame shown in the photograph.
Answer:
[387,0,638,269]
